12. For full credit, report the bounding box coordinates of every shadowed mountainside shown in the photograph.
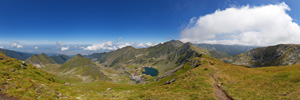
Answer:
[50,55,71,64]
[0,48,33,60]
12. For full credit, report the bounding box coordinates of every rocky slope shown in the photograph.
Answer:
[224,44,300,67]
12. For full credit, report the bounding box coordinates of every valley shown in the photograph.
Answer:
[1,1,300,99]
[1,41,300,99]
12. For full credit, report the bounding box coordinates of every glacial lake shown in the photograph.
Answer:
[142,67,158,76]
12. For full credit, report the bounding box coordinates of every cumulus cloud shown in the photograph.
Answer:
[136,42,154,48]
[56,41,70,51]
[83,40,155,51]
[84,41,117,51]
[61,45,70,51]
[11,42,23,48]
[34,47,38,49]
[118,42,134,49]
[180,2,300,46]
[0,46,3,49]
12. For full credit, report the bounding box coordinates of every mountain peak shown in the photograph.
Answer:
[26,52,57,68]
[123,46,135,49]
[164,40,184,47]
[60,53,110,82]
[50,55,70,64]
[75,54,83,57]
[40,53,48,57]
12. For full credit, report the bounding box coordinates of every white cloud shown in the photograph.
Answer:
[0,46,3,49]
[34,47,38,49]
[56,41,70,51]
[61,45,70,51]
[118,42,134,48]
[180,2,300,46]
[84,41,118,51]
[11,42,23,48]
[83,40,155,51]
[136,42,154,48]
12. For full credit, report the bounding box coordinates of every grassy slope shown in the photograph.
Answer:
[0,51,76,99]
[220,65,300,99]
[204,57,300,99]
[25,53,57,68]
[0,51,141,99]
[58,54,110,82]
[2,50,300,99]
[133,56,215,100]
[128,55,300,99]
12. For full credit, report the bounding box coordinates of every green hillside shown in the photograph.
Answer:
[1,49,300,99]
[58,54,110,82]
[25,53,57,68]
[0,51,68,99]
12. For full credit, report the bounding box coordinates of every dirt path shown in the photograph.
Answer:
[208,64,233,100]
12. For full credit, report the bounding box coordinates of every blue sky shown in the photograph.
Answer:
[0,0,300,54]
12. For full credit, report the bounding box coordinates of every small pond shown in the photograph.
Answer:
[142,67,159,76]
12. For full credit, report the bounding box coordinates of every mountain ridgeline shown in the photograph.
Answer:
[50,55,71,64]
[59,54,110,82]
[25,53,57,68]
[2,41,300,99]
[197,43,257,56]
[0,48,33,60]
[85,52,107,62]
[97,40,227,73]
[224,44,300,67]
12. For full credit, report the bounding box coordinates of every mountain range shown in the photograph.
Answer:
[224,44,300,67]
[1,40,300,99]
[1,44,300,99]
[0,48,33,60]
[197,43,257,56]
[97,40,227,74]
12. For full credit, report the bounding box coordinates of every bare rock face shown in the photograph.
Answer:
[224,44,300,67]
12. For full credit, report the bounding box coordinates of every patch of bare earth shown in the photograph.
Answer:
[0,93,18,100]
